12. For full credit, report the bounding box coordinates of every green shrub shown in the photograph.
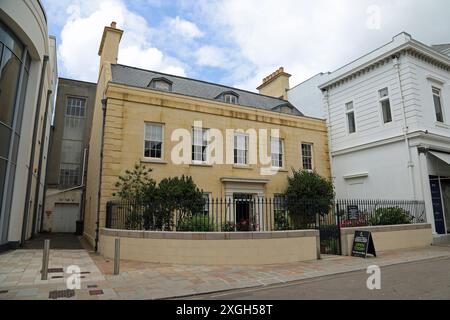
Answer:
[274,211,291,230]
[369,207,413,226]
[283,170,334,229]
[221,221,235,232]
[177,215,216,231]
[125,211,143,230]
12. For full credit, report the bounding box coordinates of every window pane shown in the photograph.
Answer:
[0,47,21,126]
[61,140,83,164]
[0,158,6,214]
[66,97,86,118]
[63,116,85,140]
[0,123,11,159]
[345,101,353,111]
[0,22,24,59]
[15,69,28,133]
[381,100,392,123]
[301,144,313,170]
[271,138,283,167]
[347,112,356,133]
[59,163,80,188]
[379,88,389,98]
[433,92,444,123]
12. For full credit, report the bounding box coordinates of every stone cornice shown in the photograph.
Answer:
[320,42,450,91]
[105,82,328,133]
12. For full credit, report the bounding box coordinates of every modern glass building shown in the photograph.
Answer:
[0,21,31,245]
[0,0,57,249]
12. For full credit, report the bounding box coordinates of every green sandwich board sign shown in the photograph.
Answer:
[351,230,376,258]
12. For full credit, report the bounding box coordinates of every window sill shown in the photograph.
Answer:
[270,167,288,173]
[189,162,213,167]
[233,164,253,170]
[435,122,450,129]
[140,158,167,164]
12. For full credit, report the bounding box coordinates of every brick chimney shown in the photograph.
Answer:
[98,21,123,65]
[257,67,291,100]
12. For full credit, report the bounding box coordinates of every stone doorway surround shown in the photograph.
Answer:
[220,177,269,228]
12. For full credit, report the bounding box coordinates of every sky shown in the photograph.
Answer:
[42,0,450,92]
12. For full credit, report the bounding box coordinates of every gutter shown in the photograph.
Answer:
[31,89,52,234]
[21,55,49,245]
[95,98,108,252]
[39,124,55,231]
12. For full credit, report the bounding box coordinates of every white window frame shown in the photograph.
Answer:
[224,94,238,104]
[66,96,86,118]
[432,86,445,123]
[378,87,393,124]
[345,101,356,134]
[271,137,284,168]
[301,143,314,171]
[192,127,209,164]
[153,80,171,91]
[234,133,249,165]
[144,122,164,160]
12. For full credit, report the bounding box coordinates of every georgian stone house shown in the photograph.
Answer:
[83,22,331,248]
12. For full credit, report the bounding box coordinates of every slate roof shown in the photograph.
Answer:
[110,64,303,116]
[431,44,450,57]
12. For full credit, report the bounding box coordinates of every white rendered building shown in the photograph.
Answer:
[289,32,450,235]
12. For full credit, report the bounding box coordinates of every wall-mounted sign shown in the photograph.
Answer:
[347,205,359,220]
[351,230,376,258]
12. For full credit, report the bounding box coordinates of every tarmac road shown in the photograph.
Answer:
[189,257,450,300]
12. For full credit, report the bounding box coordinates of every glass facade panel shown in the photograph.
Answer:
[0,21,28,244]
[0,47,21,126]
[0,123,11,159]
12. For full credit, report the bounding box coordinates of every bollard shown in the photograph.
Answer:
[41,239,50,280]
[114,238,120,275]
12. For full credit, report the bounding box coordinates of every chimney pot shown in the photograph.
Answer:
[111,21,117,28]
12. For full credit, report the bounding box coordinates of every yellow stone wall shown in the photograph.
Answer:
[82,82,330,246]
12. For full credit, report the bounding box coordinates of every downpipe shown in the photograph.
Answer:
[95,98,107,252]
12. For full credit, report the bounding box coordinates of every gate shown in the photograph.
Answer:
[318,205,341,255]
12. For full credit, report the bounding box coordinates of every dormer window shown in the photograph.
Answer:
[148,77,173,92]
[216,91,239,105]
[224,94,238,104]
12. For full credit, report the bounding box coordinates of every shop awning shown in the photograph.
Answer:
[429,151,450,165]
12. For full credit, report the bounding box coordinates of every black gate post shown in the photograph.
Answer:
[336,202,342,255]
[106,201,113,228]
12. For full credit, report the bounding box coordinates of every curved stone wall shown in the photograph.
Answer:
[99,228,320,265]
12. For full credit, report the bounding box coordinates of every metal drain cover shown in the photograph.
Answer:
[48,289,75,299]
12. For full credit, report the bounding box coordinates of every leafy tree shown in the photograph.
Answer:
[113,164,156,203]
[283,169,334,228]
[158,175,205,223]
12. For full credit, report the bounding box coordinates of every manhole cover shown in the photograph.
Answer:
[49,289,75,299]
[89,289,104,296]
[41,268,64,274]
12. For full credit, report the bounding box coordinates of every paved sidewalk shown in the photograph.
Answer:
[1,245,450,300]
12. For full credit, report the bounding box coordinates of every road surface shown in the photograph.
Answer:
[189,257,450,300]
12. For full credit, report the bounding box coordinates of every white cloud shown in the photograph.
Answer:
[57,0,186,82]
[196,0,450,90]
[196,45,229,68]
[167,16,204,39]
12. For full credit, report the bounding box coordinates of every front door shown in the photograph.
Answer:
[234,194,252,231]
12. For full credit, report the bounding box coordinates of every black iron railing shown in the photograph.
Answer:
[105,198,426,232]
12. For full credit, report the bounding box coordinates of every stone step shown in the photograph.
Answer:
[432,234,450,245]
